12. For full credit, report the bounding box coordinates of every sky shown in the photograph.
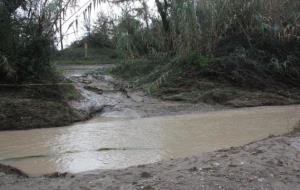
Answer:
[60,0,157,48]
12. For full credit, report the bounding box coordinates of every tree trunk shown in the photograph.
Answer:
[155,0,170,33]
[59,1,64,50]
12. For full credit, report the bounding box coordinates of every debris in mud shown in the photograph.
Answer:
[84,85,104,94]
[141,185,155,190]
[140,172,152,178]
[188,167,198,172]
[44,172,74,178]
[0,164,28,177]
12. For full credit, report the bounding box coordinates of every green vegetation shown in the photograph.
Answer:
[0,0,84,130]
[54,0,300,105]
[53,10,122,65]
[107,0,300,104]
[110,54,300,105]
[0,0,56,83]
[110,54,213,92]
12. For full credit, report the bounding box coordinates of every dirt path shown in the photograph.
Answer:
[63,65,226,120]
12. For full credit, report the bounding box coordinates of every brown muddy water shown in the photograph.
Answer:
[0,105,299,176]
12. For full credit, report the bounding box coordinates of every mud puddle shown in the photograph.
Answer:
[0,105,299,176]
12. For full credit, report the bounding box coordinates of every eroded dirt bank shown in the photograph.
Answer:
[0,85,79,131]
[1,129,300,190]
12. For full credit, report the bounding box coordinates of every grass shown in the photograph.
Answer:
[53,47,121,65]
[110,53,215,93]
[110,53,300,106]
[57,84,82,101]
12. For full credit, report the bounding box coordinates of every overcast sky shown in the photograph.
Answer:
[60,0,156,48]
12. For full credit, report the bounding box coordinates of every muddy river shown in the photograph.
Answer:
[0,105,299,176]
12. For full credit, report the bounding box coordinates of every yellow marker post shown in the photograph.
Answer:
[84,42,88,59]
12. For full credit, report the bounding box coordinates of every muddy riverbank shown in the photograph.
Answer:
[64,64,300,122]
[1,64,299,131]
[65,64,226,120]
[0,64,224,131]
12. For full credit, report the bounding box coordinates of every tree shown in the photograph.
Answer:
[2,0,26,13]
[155,0,171,34]
[0,0,107,82]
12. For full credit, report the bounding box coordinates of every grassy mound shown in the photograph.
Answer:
[111,53,300,107]
[0,79,81,131]
[53,47,121,65]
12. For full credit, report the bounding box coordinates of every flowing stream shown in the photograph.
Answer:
[0,105,299,176]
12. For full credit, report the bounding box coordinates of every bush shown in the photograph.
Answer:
[0,53,16,82]
[202,55,300,89]
[111,53,214,91]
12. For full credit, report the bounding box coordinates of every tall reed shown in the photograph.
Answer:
[193,0,300,53]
